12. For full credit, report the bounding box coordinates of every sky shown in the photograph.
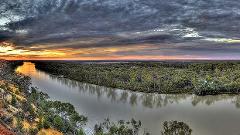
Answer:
[0,0,240,60]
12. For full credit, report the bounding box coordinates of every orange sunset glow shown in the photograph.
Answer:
[0,41,206,60]
[0,42,66,60]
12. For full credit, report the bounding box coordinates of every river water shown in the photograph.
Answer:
[16,62,240,135]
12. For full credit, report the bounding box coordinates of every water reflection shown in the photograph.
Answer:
[16,62,38,77]
[38,74,240,109]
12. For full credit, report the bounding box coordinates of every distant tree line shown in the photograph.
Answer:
[33,61,240,95]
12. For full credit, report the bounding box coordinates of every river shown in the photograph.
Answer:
[16,62,240,135]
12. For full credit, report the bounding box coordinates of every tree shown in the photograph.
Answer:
[37,122,43,130]
[77,128,85,135]
[16,117,23,132]
[161,121,192,135]
[42,119,50,129]
[11,95,17,106]
[53,116,64,130]
[70,112,79,125]
[29,128,38,135]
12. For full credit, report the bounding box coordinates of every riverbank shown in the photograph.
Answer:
[0,60,88,134]
[33,61,240,95]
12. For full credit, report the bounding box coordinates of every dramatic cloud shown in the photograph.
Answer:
[0,0,240,60]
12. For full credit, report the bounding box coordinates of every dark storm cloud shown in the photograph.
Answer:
[0,31,14,41]
[1,0,240,58]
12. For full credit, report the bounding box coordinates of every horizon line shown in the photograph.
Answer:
[4,59,240,61]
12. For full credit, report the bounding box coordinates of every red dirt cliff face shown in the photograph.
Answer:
[0,124,15,135]
[0,110,14,135]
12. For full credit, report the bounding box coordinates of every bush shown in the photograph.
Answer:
[53,116,64,130]
[11,95,17,106]
[43,119,50,129]
[29,128,39,135]
[193,76,224,95]
[77,128,85,135]
[161,121,192,135]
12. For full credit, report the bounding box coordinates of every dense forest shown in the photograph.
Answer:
[33,61,240,95]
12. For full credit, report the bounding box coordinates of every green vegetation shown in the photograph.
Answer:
[94,119,144,135]
[11,95,17,106]
[34,61,240,95]
[37,99,87,134]
[0,60,87,134]
[93,119,192,135]
[161,121,192,135]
